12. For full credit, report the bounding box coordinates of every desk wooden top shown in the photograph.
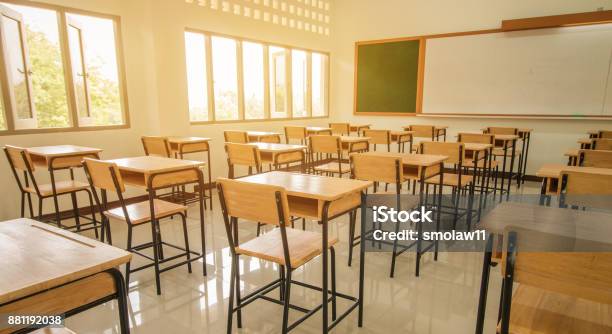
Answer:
[578,138,595,144]
[167,136,212,144]
[359,151,448,167]
[340,136,371,143]
[464,143,493,152]
[108,156,205,174]
[27,145,102,157]
[238,171,372,201]
[307,127,331,132]
[251,142,306,153]
[0,218,131,304]
[480,202,612,251]
[536,163,612,179]
[565,149,579,157]
[247,131,281,137]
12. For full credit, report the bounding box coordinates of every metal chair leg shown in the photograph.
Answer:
[181,213,192,273]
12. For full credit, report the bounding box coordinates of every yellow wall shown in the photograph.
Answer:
[330,0,612,174]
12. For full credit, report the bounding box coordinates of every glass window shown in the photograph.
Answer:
[269,46,287,118]
[211,36,239,120]
[242,41,264,120]
[291,50,307,117]
[184,32,208,122]
[66,13,123,126]
[312,52,327,116]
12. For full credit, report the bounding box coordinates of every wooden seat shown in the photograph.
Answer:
[237,228,338,268]
[425,173,474,187]
[24,180,90,197]
[502,285,612,334]
[105,199,187,225]
[315,162,351,174]
[31,327,77,334]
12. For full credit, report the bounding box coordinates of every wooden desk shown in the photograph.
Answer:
[349,124,371,136]
[0,218,131,334]
[564,149,579,166]
[306,127,332,135]
[108,156,208,281]
[517,129,533,186]
[167,137,213,208]
[26,145,103,225]
[475,202,612,334]
[588,130,600,138]
[578,137,594,149]
[435,126,448,141]
[340,136,370,152]
[463,143,494,219]
[238,171,371,333]
[250,142,306,170]
[247,131,281,143]
[536,163,612,196]
[489,134,520,197]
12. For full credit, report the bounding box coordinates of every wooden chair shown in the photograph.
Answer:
[224,130,249,143]
[141,136,171,157]
[363,129,391,152]
[217,178,338,334]
[309,135,350,177]
[458,132,500,196]
[578,150,612,168]
[3,145,99,236]
[259,134,282,143]
[284,126,308,145]
[329,122,350,136]
[225,143,262,179]
[421,141,476,230]
[83,158,202,294]
[406,125,436,142]
[559,169,612,210]
[592,138,612,151]
[598,130,612,139]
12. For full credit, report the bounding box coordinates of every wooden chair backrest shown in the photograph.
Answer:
[4,145,34,172]
[284,126,307,142]
[259,135,281,143]
[225,143,261,168]
[82,158,125,193]
[561,170,612,197]
[350,153,402,184]
[593,139,612,151]
[420,141,464,165]
[363,129,390,145]
[458,133,494,145]
[309,135,341,154]
[579,150,612,168]
[329,123,350,135]
[217,178,290,226]
[408,125,435,139]
[486,127,518,135]
[224,131,249,143]
[598,130,612,139]
[141,136,171,157]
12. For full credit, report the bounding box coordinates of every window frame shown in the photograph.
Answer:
[0,0,130,136]
[185,28,330,124]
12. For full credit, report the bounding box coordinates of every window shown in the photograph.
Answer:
[0,2,127,134]
[269,46,287,118]
[291,50,307,117]
[185,32,208,122]
[242,41,264,119]
[211,36,239,120]
[184,30,329,122]
[312,52,328,116]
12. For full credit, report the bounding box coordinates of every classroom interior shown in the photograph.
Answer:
[1,0,612,333]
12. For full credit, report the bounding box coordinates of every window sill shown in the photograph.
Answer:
[0,124,130,136]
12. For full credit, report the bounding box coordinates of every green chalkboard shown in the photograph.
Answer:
[355,39,421,114]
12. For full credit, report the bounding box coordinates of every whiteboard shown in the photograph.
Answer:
[422,24,612,117]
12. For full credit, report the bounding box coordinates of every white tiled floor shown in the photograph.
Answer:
[63,182,542,334]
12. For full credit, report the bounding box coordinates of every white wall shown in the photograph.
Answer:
[330,0,612,175]
[0,0,331,220]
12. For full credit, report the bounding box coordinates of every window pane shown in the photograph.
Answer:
[312,52,327,117]
[242,41,264,120]
[1,15,31,121]
[269,46,287,118]
[67,13,123,126]
[212,36,238,120]
[185,32,208,122]
[4,4,69,128]
[291,50,307,117]
[68,24,89,119]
